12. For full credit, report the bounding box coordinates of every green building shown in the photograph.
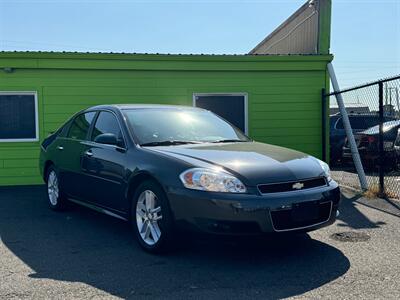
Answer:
[0,0,332,186]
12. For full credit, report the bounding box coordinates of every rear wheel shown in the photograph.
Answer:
[131,180,174,253]
[46,166,67,211]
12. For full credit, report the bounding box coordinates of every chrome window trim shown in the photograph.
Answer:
[90,109,128,149]
[65,109,128,150]
[66,110,97,141]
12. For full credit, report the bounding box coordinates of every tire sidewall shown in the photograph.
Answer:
[131,180,174,253]
[46,166,65,210]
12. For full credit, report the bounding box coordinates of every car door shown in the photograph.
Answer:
[55,111,97,199]
[330,117,346,160]
[80,110,128,212]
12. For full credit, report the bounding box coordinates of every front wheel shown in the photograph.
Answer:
[131,180,175,253]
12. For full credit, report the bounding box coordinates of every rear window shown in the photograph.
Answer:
[67,112,96,140]
[58,119,73,137]
[336,116,381,130]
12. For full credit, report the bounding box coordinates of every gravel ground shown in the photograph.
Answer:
[1,186,400,299]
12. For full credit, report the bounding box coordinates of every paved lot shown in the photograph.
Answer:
[1,186,400,299]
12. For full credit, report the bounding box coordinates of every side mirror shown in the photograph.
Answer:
[94,133,118,146]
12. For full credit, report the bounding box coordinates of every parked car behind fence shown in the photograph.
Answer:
[342,120,400,170]
[329,113,396,165]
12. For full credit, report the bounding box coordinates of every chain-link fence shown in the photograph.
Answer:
[325,75,400,199]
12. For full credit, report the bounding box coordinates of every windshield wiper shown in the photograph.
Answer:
[210,139,248,143]
[140,140,203,147]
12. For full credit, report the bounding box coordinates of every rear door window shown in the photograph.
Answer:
[349,117,372,129]
[58,119,73,137]
[67,112,96,140]
[336,116,380,130]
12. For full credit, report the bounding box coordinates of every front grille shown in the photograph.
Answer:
[270,201,332,231]
[258,177,327,194]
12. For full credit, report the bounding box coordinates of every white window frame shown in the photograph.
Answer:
[193,92,249,135]
[0,91,39,142]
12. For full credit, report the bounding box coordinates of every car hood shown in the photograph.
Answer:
[148,142,325,185]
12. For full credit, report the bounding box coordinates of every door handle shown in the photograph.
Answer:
[57,146,64,151]
[84,150,93,157]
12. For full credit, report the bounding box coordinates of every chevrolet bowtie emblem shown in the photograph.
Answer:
[292,182,304,190]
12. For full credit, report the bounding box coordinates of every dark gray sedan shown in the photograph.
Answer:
[39,104,340,253]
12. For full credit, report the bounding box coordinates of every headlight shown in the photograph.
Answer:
[317,159,332,182]
[179,168,247,193]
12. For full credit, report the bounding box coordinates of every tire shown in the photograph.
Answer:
[131,180,175,254]
[45,166,67,211]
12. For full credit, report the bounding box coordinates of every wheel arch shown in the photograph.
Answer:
[43,160,55,180]
[126,171,165,205]
[125,170,176,222]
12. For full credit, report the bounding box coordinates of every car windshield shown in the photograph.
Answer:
[123,108,250,145]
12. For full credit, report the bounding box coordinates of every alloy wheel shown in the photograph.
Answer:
[136,190,163,246]
[47,171,59,206]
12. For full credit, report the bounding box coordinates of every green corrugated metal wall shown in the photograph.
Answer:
[0,52,332,186]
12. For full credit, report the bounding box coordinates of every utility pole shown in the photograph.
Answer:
[327,63,368,190]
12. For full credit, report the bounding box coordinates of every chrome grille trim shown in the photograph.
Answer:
[257,177,328,194]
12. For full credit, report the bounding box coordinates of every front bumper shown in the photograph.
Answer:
[167,181,340,235]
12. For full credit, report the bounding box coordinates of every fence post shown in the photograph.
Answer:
[321,88,327,162]
[378,82,385,196]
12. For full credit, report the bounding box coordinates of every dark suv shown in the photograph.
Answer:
[330,113,395,164]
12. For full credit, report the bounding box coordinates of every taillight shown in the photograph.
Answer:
[367,136,375,144]
[356,135,378,151]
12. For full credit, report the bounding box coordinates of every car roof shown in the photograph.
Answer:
[88,104,202,111]
[330,113,382,118]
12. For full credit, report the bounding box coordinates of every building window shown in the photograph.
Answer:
[0,92,39,142]
[193,93,248,134]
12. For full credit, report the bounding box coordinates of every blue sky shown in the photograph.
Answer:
[0,0,399,89]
